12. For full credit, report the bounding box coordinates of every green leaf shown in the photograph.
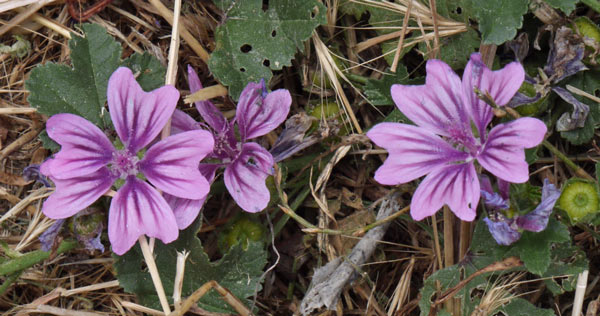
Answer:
[364,65,423,106]
[471,217,571,275]
[114,221,268,313]
[417,262,490,316]
[544,0,579,14]
[419,28,480,69]
[382,109,409,123]
[463,0,528,45]
[121,52,166,92]
[38,130,60,152]
[542,242,588,294]
[338,0,369,19]
[510,219,570,275]
[499,298,555,316]
[26,24,121,128]
[209,0,326,99]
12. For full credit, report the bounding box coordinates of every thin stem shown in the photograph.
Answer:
[542,140,594,181]
[442,207,455,315]
[139,236,171,315]
[431,215,443,270]
[0,240,76,277]
[458,221,471,262]
[352,205,410,236]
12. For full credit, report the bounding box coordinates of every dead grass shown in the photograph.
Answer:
[0,1,598,316]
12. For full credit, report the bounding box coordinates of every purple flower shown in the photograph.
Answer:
[367,53,547,221]
[483,179,561,245]
[40,67,214,255]
[170,66,291,213]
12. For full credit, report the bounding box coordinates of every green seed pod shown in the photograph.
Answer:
[558,178,600,223]
[308,102,349,136]
[515,81,549,116]
[219,216,266,253]
[573,17,600,43]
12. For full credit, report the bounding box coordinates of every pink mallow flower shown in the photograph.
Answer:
[40,67,214,255]
[169,66,291,213]
[367,53,547,221]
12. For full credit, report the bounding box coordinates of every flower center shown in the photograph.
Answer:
[445,122,481,157]
[108,150,139,179]
[212,131,241,162]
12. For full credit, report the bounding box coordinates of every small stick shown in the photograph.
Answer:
[61,280,120,297]
[0,126,42,161]
[121,301,164,316]
[147,0,210,62]
[171,281,252,316]
[0,108,36,115]
[184,84,229,104]
[160,0,182,140]
[429,257,523,315]
[428,0,440,59]
[431,215,443,270]
[390,0,412,73]
[139,236,171,315]
[173,251,189,311]
[572,270,589,316]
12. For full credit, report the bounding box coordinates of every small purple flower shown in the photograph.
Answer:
[483,179,561,245]
[170,66,291,213]
[40,67,214,255]
[367,53,547,221]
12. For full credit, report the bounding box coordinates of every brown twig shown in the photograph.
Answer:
[428,256,523,316]
[66,0,113,22]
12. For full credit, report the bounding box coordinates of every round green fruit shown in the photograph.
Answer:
[558,179,599,223]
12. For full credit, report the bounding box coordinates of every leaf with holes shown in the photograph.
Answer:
[26,23,121,128]
[209,0,326,99]
[114,221,268,313]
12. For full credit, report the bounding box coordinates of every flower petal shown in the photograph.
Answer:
[140,130,214,199]
[411,163,479,221]
[224,143,274,213]
[108,177,178,255]
[236,82,291,140]
[164,194,206,230]
[44,113,114,179]
[164,163,220,229]
[478,118,547,183]
[187,65,227,131]
[391,59,470,137]
[39,219,65,251]
[42,167,115,219]
[483,217,521,246]
[367,123,468,185]
[107,67,180,152]
[516,179,561,232]
[462,53,525,136]
[171,109,199,134]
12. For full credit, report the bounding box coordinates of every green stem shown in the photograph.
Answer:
[0,240,77,277]
[582,0,600,13]
[542,140,594,181]
[273,186,311,236]
[0,271,22,296]
[344,73,369,85]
